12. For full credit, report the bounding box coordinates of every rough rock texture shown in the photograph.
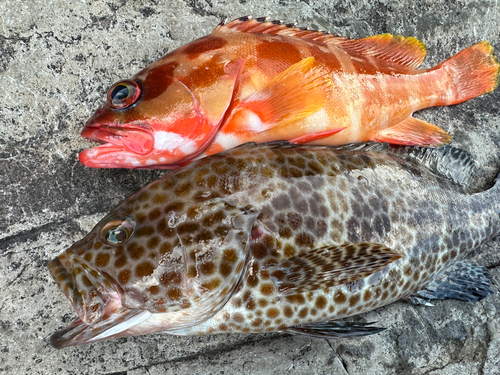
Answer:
[1,1,499,374]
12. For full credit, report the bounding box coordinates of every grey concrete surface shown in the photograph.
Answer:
[1,0,500,374]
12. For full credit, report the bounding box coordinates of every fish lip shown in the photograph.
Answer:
[80,122,155,155]
[48,254,121,325]
[79,123,157,168]
[49,307,152,349]
[49,317,87,349]
[49,255,151,348]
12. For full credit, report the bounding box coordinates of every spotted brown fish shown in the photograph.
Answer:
[48,142,497,347]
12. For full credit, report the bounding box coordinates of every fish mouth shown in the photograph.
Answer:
[48,255,151,348]
[79,124,155,168]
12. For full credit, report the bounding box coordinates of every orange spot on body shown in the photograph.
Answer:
[202,278,221,291]
[141,62,178,102]
[167,287,182,301]
[182,36,228,60]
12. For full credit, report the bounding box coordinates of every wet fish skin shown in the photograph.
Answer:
[48,142,500,347]
[79,16,499,169]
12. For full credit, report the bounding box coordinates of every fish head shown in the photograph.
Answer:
[79,37,243,169]
[48,172,258,347]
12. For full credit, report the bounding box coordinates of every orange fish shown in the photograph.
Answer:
[79,16,499,169]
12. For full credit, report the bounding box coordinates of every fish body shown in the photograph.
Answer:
[49,142,498,347]
[79,17,499,169]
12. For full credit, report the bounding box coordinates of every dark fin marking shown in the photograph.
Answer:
[284,321,386,339]
[413,261,493,302]
[371,117,451,147]
[267,243,402,296]
[215,18,427,68]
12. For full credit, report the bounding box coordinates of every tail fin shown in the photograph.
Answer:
[438,41,499,105]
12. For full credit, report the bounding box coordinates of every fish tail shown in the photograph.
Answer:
[436,41,499,105]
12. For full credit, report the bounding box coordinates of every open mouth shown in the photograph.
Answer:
[79,124,155,168]
[47,255,152,348]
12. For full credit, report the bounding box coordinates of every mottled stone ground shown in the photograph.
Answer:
[1,1,500,374]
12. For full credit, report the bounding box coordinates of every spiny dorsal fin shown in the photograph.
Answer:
[216,16,343,41]
[215,17,427,68]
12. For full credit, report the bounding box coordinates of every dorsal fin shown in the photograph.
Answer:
[335,34,426,68]
[215,17,427,68]
[386,144,477,190]
[326,142,477,191]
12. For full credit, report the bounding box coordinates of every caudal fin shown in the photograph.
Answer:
[438,41,499,105]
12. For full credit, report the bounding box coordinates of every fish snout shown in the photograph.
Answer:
[48,255,121,324]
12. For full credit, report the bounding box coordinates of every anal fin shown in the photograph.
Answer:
[413,261,493,302]
[371,117,451,146]
[284,321,386,339]
[267,243,402,296]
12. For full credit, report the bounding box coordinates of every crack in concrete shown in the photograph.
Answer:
[422,358,466,375]
[5,264,26,288]
[183,0,227,20]
[477,273,497,375]
[326,340,350,375]
[0,218,82,254]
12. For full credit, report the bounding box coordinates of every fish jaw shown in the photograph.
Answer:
[79,122,157,168]
[49,306,155,348]
[79,125,211,169]
[79,108,220,168]
[47,254,159,348]
[47,253,123,325]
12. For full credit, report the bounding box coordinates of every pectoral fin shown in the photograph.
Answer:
[371,117,451,146]
[231,57,332,133]
[284,321,386,339]
[267,243,403,296]
[289,128,346,144]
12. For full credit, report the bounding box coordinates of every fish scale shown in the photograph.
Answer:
[48,142,500,347]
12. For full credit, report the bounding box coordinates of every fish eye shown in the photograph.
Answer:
[107,80,142,110]
[101,217,136,245]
